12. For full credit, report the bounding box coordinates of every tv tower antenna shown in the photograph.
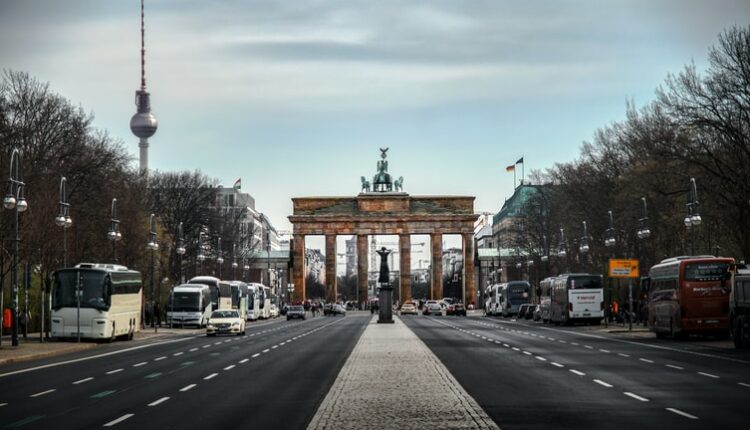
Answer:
[130,0,158,175]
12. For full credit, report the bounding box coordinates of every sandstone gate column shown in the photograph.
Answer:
[357,234,368,307]
[400,234,412,303]
[292,234,306,302]
[463,232,476,307]
[325,234,337,303]
[431,232,443,300]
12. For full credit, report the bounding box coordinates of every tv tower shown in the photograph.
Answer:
[130,0,158,174]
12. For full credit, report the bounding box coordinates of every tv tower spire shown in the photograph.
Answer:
[130,0,157,174]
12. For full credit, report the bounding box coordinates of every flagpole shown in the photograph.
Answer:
[513,168,517,189]
[521,157,524,185]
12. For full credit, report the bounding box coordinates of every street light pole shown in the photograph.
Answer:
[55,176,73,267]
[4,148,28,347]
[635,197,651,332]
[604,210,617,328]
[558,227,567,273]
[579,220,590,271]
[176,222,186,284]
[107,198,122,263]
[232,243,238,280]
[684,178,702,255]
[147,214,159,332]
[197,230,206,274]
[216,237,224,279]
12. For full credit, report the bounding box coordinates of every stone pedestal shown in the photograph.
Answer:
[378,283,394,324]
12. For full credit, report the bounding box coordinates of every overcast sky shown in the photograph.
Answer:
[1,0,748,234]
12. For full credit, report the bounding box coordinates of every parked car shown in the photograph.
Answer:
[446,302,467,316]
[330,303,347,316]
[400,301,418,315]
[525,304,536,320]
[206,309,245,336]
[286,305,306,320]
[423,301,444,316]
[269,304,280,318]
[532,304,542,321]
[517,304,533,319]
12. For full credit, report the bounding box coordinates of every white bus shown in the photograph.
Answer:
[245,284,261,321]
[500,281,531,317]
[51,263,141,342]
[247,283,271,319]
[167,284,212,327]
[550,273,604,325]
[539,276,557,323]
[484,284,503,316]
[188,276,231,311]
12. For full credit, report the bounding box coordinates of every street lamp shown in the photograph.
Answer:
[557,228,567,258]
[243,258,249,281]
[4,148,27,347]
[55,176,73,267]
[604,210,616,328]
[604,210,616,248]
[197,230,206,273]
[216,237,224,279]
[232,243,238,280]
[684,178,701,255]
[541,235,549,263]
[176,222,186,283]
[147,214,159,332]
[637,197,651,240]
[287,282,294,304]
[107,198,122,262]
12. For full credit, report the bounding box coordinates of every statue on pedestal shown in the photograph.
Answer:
[376,247,392,284]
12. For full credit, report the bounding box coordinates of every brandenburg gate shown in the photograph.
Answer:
[288,149,478,306]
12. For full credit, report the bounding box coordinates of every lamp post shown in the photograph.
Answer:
[197,230,206,274]
[634,197,651,331]
[557,227,567,273]
[232,243,238,280]
[107,198,122,262]
[604,210,616,328]
[540,234,549,277]
[243,258,249,282]
[176,222,186,283]
[287,282,294,305]
[55,176,73,267]
[216,237,224,279]
[684,178,702,255]
[579,221,590,271]
[147,214,159,332]
[4,148,28,347]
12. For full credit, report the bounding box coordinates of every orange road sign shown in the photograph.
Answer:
[609,259,640,278]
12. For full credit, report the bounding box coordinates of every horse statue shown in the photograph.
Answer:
[394,176,404,192]
[361,176,371,193]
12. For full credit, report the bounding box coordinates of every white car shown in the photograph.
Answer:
[269,304,280,318]
[206,309,245,336]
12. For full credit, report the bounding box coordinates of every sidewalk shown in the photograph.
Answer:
[307,315,499,430]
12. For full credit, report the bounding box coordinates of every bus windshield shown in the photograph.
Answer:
[170,292,200,312]
[685,263,729,281]
[53,270,110,311]
[231,286,241,308]
[507,284,529,304]
[569,276,602,290]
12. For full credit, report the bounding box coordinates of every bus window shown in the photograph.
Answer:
[685,263,729,281]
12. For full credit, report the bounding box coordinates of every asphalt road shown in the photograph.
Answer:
[0,313,368,429]
[402,314,750,430]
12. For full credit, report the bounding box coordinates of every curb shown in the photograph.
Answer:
[0,343,98,366]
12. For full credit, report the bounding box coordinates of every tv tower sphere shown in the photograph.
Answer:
[130,90,158,138]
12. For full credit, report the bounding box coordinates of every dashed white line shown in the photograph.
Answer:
[173,352,184,357]
[536,356,547,362]
[618,353,631,358]
[548,337,556,341]
[512,347,520,352]
[570,369,586,376]
[503,344,510,348]
[148,397,170,407]
[594,379,613,388]
[262,349,270,353]
[738,382,750,388]
[204,373,218,380]
[697,372,719,379]
[624,392,649,402]
[666,408,699,420]
[223,340,231,343]
[180,384,197,392]
[252,353,261,358]
[584,345,594,350]
[557,340,566,344]
[30,389,56,398]
[571,342,579,346]
[103,413,134,427]
[106,368,124,375]
[73,377,94,385]
[154,356,167,362]
[599,349,611,353]
[189,348,198,352]
[133,362,147,368]
[522,351,533,356]
[202,345,210,349]
[0,402,7,407]
[639,358,654,364]
[666,364,684,370]
[214,341,222,345]
[239,358,249,364]
[551,362,564,368]
[224,365,236,371]
[271,345,279,349]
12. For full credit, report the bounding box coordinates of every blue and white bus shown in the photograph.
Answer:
[51,263,142,342]
[500,281,531,317]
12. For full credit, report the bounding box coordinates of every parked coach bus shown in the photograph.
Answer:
[188,276,231,311]
[500,281,532,317]
[644,256,733,338]
[167,284,212,327]
[549,273,604,325]
[484,284,503,316]
[730,265,750,348]
[539,276,557,323]
[51,263,142,342]
[246,284,261,321]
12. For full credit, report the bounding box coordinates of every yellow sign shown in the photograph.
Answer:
[609,259,640,278]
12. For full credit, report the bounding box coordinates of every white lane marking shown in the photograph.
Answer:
[558,340,566,344]
[522,351,532,356]
[536,356,547,362]
[594,379,613,388]
[738,382,750,388]
[30,389,56,398]
[203,373,218,380]
[214,341,222,345]
[106,368,124,375]
[570,369,586,376]
[280,342,287,346]
[148,397,170,407]
[202,345,210,349]
[0,402,7,407]
[584,345,594,350]
[73,377,94,385]
[639,358,654,363]
[512,347,520,352]
[271,345,279,349]
[494,340,502,344]
[180,384,197,392]
[252,353,261,358]
[548,338,556,341]
[486,339,494,343]
[697,372,719,379]
[239,358,249,364]
[624,392,650,402]
[481,336,487,340]
[189,348,198,352]
[286,339,292,343]
[666,364,684,370]
[551,362,564,368]
[103,414,134,427]
[133,362,147,368]
[503,344,510,348]
[571,342,579,346]
[173,352,184,357]
[262,349,270,353]
[154,356,167,362]
[599,349,611,353]
[224,365,236,371]
[666,408,699,420]
[618,353,631,358]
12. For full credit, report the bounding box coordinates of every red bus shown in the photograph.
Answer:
[644,256,734,338]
